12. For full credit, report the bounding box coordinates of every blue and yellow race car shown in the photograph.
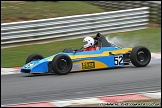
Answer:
[20,33,151,75]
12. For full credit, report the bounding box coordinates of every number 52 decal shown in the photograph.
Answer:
[114,55,124,65]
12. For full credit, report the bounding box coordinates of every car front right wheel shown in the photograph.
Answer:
[130,46,151,67]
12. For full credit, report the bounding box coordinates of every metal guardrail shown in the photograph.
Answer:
[1,7,149,46]
[86,1,160,25]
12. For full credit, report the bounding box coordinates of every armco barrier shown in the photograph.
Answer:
[1,7,149,46]
[86,1,160,25]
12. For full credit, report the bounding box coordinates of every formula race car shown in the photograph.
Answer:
[20,33,151,75]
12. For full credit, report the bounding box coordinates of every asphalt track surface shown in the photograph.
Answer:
[1,59,161,105]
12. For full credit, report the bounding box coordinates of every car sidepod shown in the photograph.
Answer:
[70,47,131,72]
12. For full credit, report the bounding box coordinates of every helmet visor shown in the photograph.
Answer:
[83,41,88,45]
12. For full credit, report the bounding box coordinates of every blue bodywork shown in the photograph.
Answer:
[20,46,131,74]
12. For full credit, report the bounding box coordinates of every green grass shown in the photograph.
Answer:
[1,27,161,68]
[107,27,161,52]
[1,1,105,23]
[1,38,83,68]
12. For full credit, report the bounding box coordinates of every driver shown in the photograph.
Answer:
[83,37,96,51]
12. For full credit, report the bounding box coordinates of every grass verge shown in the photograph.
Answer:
[1,27,161,68]
[1,1,105,23]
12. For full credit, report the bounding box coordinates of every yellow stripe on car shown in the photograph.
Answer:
[70,48,132,59]
[71,60,108,72]
[48,48,132,61]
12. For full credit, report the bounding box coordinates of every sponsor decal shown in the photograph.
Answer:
[82,62,95,69]
[72,64,81,70]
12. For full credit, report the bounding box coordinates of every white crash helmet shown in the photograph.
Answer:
[83,37,95,48]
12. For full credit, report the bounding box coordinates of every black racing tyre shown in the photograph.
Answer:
[52,54,72,75]
[130,46,151,67]
[26,54,44,64]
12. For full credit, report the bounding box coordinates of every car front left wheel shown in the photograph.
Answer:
[26,54,44,64]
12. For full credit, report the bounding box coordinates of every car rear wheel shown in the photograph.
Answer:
[130,46,151,67]
[26,54,44,64]
[52,54,72,75]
